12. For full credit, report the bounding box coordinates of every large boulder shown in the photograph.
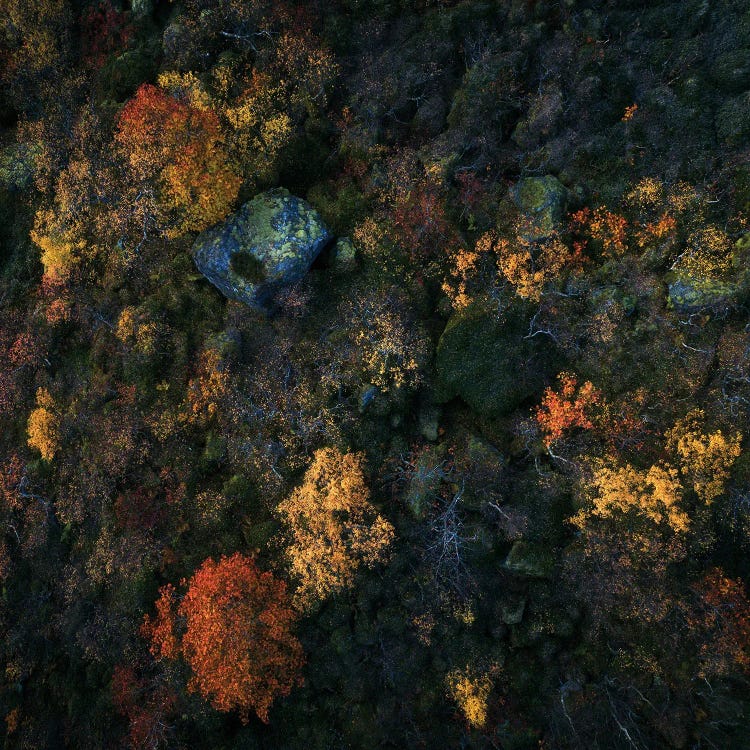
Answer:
[191,189,332,309]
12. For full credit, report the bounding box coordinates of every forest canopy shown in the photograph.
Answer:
[1,0,750,748]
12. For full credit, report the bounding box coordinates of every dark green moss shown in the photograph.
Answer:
[435,299,560,417]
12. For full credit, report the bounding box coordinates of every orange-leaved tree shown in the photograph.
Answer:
[116,83,241,238]
[278,448,394,607]
[142,554,304,723]
[568,206,629,257]
[535,372,602,447]
[481,224,586,301]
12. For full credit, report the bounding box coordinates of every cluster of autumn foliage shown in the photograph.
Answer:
[142,554,304,723]
[1,0,750,748]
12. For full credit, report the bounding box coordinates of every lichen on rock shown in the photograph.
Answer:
[667,275,739,314]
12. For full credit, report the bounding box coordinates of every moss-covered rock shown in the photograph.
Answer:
[667,275,739,313]
[191,188,332,309]
[330,237,358,274]
[435,300,556,417]
[418,404,441,442]
[504,541,554,579]
[716,91,750,146]
[97,43,160,103]
[510,175,568,239]
[306,183,369,235]
[499,594,527,625]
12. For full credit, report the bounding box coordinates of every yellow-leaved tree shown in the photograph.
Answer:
[446,666,493,729]
[278,448,394,607]
[665,409,741,503]
[480,224,585,302]
[573,462,687,533]
[27,387,60,461]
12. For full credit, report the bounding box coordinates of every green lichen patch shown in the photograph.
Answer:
[667,275,739,313]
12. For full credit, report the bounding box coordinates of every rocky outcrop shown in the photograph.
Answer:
[667,276,739,314]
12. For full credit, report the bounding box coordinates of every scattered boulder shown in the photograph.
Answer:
[330,237,358,274]
[191,189,332,310]
[499,594,526,626]
[418,404,441,442]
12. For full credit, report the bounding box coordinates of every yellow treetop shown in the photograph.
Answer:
[665,409,741,503]
[185,348,229,426]
[573,462,688,534]
[278,448,394,608]
[31,209,87,281]
[481,226,584,301]
[446,667,493,728]
[673,225,733,278]
[27,387,60,462]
